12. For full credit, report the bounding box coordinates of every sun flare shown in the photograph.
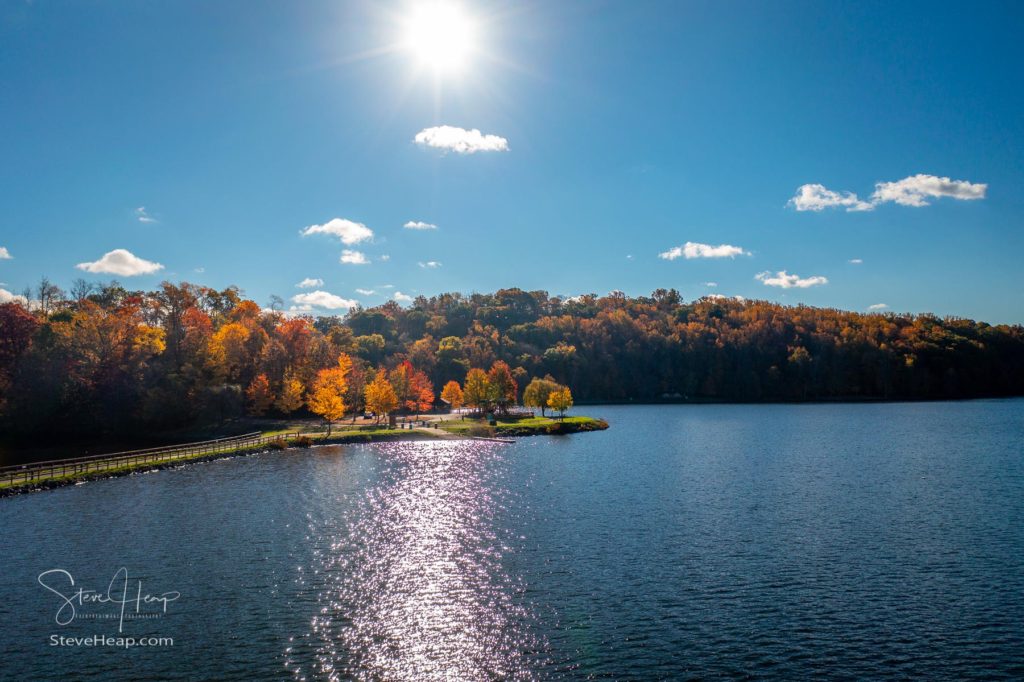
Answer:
[402,2,477,74]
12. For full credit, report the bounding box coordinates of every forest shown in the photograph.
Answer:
[1,280,1022,441]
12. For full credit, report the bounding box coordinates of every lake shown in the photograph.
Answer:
[2,401,1023,680]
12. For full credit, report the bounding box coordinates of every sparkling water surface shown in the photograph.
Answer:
[2,401,1022,680]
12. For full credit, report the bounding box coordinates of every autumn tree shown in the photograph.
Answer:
[246,374,274,416]
[275,373,305,415]
[409,366,434,416]
[487,360,518,414]
[523,377,560,417]
[365,369,398,423]
[548,386,573,419]
[440,380,464,411]
[306,354,352,435]
[388,361,414,412]
[463,368,491,414]
[209,322,250,382]
[345,361,369,421]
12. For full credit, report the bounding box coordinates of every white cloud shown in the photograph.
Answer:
[414,125,509,154]
[356,288,376,295]
[393,291,413,303]
[301,218,374,245]
[404,220,437,230]
[0,247,11,259]
[418,261,442,268]
[626,254,634,260]
[871,174,987,207]
[194,267,205,273]
[659,242,749,260]
[290,290,358,311]
[703,281,718,287]
[136,206,157,223]
[848,258,863,264]
[788,184,874,212]
[706,294,746,302]
[379,254,391,262]
[755,270,828,289]
[0,288,27,304]
[790,174,986,212]
[296,277,324,288]
[868,303,889,310]
[76,249,164,276]
[380,284,395,289]
[340,250,369,265]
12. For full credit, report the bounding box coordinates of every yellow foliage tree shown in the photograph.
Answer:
[463,368,491,414]
[307,354,352,435]
[275,374,305,415]
[365,369,398,423]
[209,322,251,381]
[440,380,464,411]
[547,386,573,419]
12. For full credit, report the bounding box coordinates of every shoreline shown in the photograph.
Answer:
[0,416,609,498]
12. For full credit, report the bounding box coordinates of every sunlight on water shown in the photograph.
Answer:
[285,441,542,681]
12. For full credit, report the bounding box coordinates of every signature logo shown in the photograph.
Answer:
[37,568,180,633]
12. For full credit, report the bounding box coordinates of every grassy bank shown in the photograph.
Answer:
[439,415,609,437]
[0,428,446,496]
[0,416,608,496]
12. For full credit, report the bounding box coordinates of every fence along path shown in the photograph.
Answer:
[0,431,299,488]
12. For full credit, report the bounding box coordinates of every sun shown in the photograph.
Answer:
[402,2,477,74]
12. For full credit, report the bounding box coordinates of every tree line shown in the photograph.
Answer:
[1,280,1022,440]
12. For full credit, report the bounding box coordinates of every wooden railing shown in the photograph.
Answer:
[0,431,302,488]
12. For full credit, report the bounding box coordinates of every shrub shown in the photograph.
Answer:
[290,435,313,448]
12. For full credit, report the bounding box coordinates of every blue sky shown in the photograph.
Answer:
[1,0,1022,322]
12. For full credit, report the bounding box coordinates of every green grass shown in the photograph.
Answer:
[438,415,608,436]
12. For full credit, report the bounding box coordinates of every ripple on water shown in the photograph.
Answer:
[285,440,546,681]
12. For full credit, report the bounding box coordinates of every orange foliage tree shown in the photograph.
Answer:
[246,374,274,416]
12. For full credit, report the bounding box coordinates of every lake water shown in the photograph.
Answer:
[2,401,1023,680]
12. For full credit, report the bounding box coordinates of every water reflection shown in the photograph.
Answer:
[287,441,540,681]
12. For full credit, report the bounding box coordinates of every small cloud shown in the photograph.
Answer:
[403,220,437,230]
[194,267,205,273]
[868,303,889,310]
[788,184,874,212]
[706,293,745,302]
[0,247,11,259]
[418,261,442,268]
[301,218,374,245]
[356,288,376,296]
[340,250,369,265]
[659,242,749,260]
[296,277,324,288]
[290,290,358,312]
[414,125,509,154]
[848,258,863,264]
[136,206,158,223]
[380,284,395,289]
[0,288,27,304]
[626,254,634,260]
[393,291,413,303]
[76,249,164,276]
[872,174,986,207]
[379,254,391,262]
[703,281,718,287]
[755,270,828,289]
[790,174,986,212]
